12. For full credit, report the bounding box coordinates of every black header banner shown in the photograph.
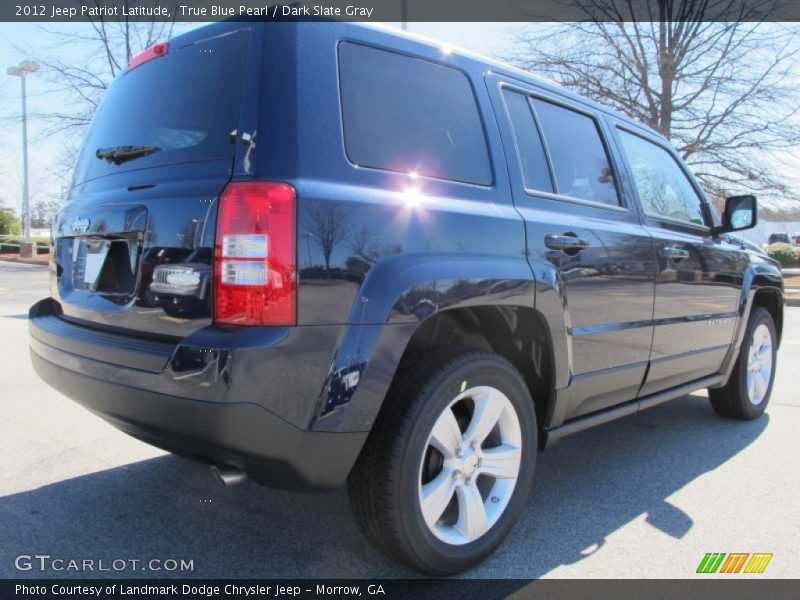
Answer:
[4,0,800,22]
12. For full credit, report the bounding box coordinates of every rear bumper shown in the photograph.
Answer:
[29,299,366,491]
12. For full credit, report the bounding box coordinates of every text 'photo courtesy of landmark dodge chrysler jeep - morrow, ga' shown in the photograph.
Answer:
[29,22,784,574]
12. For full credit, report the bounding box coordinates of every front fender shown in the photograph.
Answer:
[716,260,783,384]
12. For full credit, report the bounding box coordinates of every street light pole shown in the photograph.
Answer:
[303,231,315,268]
[7,60,39,249]
[20,71,30,241]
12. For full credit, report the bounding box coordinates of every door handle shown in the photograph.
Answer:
[660,247,690,260]
[545,234,590,252]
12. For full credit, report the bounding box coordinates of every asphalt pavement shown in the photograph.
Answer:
[1,261,798,578]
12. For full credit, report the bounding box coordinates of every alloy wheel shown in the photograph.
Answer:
[746,323,773,406]
[417,385,522,546]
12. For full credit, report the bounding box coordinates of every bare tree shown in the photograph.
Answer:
[348,226,380,265]
[11,2,185,181]
[504,0,800,206]
[31,3,182,133]
[305,202,352,271]
[176,218,201,249]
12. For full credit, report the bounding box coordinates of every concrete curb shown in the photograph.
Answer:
[0,256,49,267]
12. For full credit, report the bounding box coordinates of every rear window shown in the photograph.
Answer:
[338,42,492,185]
[72,28,250,185]
[532,99,620,206]
[502,90,553,192]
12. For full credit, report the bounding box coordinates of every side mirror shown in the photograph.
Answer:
[715,195,757,235]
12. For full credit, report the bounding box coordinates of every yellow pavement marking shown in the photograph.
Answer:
[159,315,188,324]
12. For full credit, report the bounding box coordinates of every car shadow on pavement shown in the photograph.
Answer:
[1,393,767,579]
[474,393,769,578]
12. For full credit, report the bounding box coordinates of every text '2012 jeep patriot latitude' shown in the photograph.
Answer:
[30,21,784,574]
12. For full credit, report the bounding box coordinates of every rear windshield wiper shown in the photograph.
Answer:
[96,145,161,165]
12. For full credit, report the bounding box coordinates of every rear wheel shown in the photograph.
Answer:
[709,307,777,420]
[348,349,537,574]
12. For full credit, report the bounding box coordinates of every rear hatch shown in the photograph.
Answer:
[52,24,252,340]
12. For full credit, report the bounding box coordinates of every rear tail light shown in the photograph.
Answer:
[129,41,169,70]
[214,182,296,326]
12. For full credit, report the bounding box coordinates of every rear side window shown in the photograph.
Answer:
[338,42,492,185]
[532,99,620,206]
[617,130,706,225]
[502,90,553,192]
[73,28,249,185]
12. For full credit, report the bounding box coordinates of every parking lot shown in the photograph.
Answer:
[1,261,798,578]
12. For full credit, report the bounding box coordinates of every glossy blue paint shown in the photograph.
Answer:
[30,21,783,490]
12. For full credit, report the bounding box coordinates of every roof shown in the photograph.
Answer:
[172,20,666,142]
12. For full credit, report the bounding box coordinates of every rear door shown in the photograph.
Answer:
[487,76,657,420]
[53,24,253,340]
[612,126,746,395]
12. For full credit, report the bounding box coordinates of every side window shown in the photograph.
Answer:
[618,130,706,226]
[532,99,620,206]
[502,90,553,192]
[338,42,492,185]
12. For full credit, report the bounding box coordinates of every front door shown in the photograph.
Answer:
[613,127,746,395]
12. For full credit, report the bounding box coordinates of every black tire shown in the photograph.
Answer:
[348,348,537,575]
[709,307,777,420]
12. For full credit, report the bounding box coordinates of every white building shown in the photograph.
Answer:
[736,220,800,244]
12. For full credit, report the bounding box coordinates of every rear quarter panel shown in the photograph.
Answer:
[251,23,536,431]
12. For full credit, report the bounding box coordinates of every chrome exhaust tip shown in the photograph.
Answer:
[211,464,248,487]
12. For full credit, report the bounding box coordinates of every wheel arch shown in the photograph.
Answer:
[309,253,568,452]
[402,305,557,448]
[717,263,784,384]
[752,286,783,346]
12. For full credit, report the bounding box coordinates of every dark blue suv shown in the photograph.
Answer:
[30,21,783,574]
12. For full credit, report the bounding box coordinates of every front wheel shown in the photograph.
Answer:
[709,307,777,420]
[348,349,537,574]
